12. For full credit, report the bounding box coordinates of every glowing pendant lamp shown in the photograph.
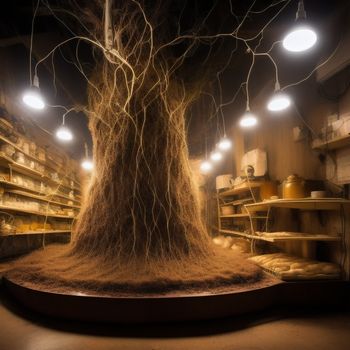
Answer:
[200,160,212,174]
[217,137,232,151]
[282,0,317,53]
[267,82,291,112]
[210,151,223,162]
[22,75,45,110]
[239,109,258,128]
[81,159,94,171]
[56,125,73,141]
[56,112,74,142]
[81,143,94,171]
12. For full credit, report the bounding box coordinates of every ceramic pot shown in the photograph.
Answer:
[282,174,306,199]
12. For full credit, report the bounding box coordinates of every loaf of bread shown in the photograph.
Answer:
[249,253,341,280]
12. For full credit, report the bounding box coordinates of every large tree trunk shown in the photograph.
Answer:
[73,66,210,263]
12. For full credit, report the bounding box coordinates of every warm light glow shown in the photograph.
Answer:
[210,151,223,162]
[217,138,232,151]
[81,159,94,171]
[283,27,317,52]
[22,88,45,110]
[56,125,73,141]
[239,112,258,128]
[267,92,291,112]
[200,161,212,174]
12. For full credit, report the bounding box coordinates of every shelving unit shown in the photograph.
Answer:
[0,115,81,239]
[0,153,81,192]
[0,130,81,187]
[312,134,350,150]
[0,179,81,204]
[216,190,349,280]
[5,190,81,209]
[245,198,349,280]
[216,181,266,236]
[0,205,76,219]
[245,198,350,240]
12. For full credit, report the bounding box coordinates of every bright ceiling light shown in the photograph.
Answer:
[22,74,45,110]
[22,86,45,110]
[200,161,212,174]
[217,137,232,151]
[239,111,258,128]
[81,159,94,171]
[56,125,73,141]
[283,27,317,52]
[267,92,291,112]
[210,151,223,162]
[283,1,317,53]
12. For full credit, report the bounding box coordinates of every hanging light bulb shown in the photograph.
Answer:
[210,151,223,162]
[283,28,317,52]
[200,160,212,174]
[56,113,74,142]
[56,125,73,141]
[217,137,232,151]
[22,75,45,110]
[81,159,94,171]
[81,143,93,171]
[267,92,291,112]
[267,82,291,112]
[239,110,258,128]
[282,0,317,53]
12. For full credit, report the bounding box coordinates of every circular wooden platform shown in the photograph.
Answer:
[2,274,349,323]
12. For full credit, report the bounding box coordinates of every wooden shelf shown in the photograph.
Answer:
[0,205,76,219]
[0,134,81,187]
[245,198,350,212]
[219,198,254,206]
[218,228,253,239]
[0,179,81,204]
[218,229,341,242]
[253,232,341,242]
[312,134,350,150]
[220,213,250,218]
[0,230,71,237]
[0,153,81,193]
[5,189,81,209]
[220,214,268,219]
[219,181,264,197]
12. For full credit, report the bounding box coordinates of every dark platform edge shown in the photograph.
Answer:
[2,275,350,323]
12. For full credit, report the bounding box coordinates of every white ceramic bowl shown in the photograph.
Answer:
[311,191,326,198]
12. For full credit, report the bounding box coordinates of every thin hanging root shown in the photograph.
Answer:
[9,1,262,294]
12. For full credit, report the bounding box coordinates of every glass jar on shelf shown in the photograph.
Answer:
[14,151,25,165]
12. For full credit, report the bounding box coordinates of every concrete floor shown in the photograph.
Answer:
[0,285,350,350]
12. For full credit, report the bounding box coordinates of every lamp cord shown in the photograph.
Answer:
[29,0,41,85]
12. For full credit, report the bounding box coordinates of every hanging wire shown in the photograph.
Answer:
[29,0,41,85]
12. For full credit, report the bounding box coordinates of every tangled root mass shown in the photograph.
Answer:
[9,1,262,294]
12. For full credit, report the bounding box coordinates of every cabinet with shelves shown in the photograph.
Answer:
[244,198,350,281]
[215,180,349,280]
[216,181,267,235]
[312,134,350,150]
[0,113,81,238]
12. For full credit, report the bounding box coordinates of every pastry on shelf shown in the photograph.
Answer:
[249,253,341,280]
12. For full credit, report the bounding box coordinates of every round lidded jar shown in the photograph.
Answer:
[282,174,306,199]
